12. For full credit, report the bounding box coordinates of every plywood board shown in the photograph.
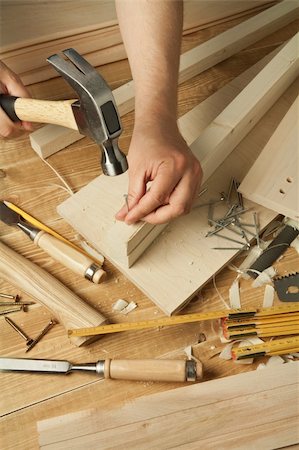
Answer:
[38,362,299,449]
[239,96,299,220]
[58,54,299,315]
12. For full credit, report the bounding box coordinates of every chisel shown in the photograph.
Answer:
[0,201,105,283]
[0,357,203,383]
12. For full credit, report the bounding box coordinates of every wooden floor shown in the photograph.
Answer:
[0,14,298,450]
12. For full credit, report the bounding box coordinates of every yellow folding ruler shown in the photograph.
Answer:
[232,336,299,360]
[68,304,299,337]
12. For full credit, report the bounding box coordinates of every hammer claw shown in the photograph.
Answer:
[63,48,97,77]
[47,53,85,90]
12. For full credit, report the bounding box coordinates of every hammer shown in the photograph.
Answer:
[0,48,128,176]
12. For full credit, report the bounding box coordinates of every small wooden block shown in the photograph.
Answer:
[29,125,84,159]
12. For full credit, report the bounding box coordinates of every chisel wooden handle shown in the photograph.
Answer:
[0,95,78,130]
[0,240,108,346]
[103,359,203,382]
[34,231,106,284]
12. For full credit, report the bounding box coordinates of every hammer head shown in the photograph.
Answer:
[47,48,128,176]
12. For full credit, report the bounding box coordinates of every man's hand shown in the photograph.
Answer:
[0,61,33,138]
[116,122,202,224]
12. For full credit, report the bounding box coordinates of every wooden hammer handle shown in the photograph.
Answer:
[0,95,78,130]
[104,359,203,382]
[0,240,108,346]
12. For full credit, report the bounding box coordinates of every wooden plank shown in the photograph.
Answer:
[58,53,299,315]
[0,0,276,52]
[29,2,298,167]
[239,96,299,220]
[37,362,299,449]
[1,1,289,88]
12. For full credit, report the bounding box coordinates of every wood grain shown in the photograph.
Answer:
[37,362,299,449]
[0,1,277,85]
[0,240,107,346]
[28,1,298,158]
[1,20,299,450]
[239,95,299,220]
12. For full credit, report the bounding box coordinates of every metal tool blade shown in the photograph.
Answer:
[0,202,20,225]
[0,202,40,239]
[0,358,71,374]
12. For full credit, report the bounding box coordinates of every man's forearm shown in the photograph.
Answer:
[115,0,183,125]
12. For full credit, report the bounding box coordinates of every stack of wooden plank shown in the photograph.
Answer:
[0,0,277,86]
[57,3,299,316]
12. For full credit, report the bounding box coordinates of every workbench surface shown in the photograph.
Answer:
[1,15,298,450]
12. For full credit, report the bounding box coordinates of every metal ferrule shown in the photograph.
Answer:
[17,221,39,241]
[95,360,105,377]
[84,263,100,281]
[185,360,197,382]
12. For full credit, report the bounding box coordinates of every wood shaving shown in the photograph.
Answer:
[112,299,128,312]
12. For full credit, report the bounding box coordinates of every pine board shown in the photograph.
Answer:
[28,1,299,157]
[239,96,299,220]
[37,362,299,449]
[0,1,279,86]
[58,55,299,315]
[0,1,276,52]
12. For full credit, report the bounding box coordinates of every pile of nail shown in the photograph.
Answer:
[202,178,261,251]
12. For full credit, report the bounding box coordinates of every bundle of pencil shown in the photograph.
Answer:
[222,310,299,340]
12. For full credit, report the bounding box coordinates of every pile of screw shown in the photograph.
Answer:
[202,178,261,251]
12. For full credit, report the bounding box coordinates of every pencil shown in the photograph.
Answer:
[4,200,104,266]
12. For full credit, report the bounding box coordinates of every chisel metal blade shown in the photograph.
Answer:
[0,357,72,374]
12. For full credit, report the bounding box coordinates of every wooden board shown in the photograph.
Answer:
[0,0,276,52]
[37,362,299,449]
[0,1,280,86]
[29,2,299,167]
[239,96,299,220]
[58,54,299,315]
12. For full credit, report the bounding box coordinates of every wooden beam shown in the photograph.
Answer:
[29,1,298,163]
[37,362,299,449]
[239,96,299,221]
[58,49,299,315]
